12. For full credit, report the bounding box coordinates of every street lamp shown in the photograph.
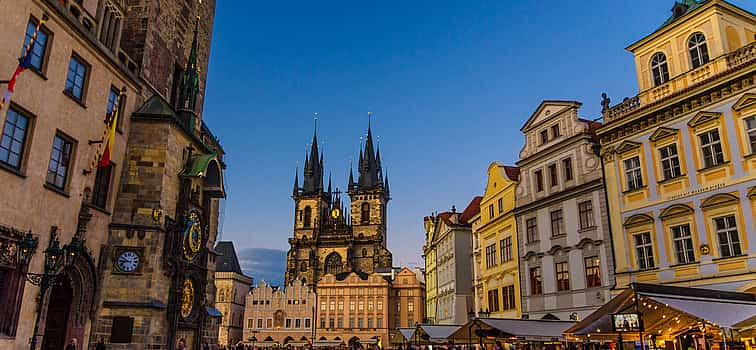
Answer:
[17,227,81,350]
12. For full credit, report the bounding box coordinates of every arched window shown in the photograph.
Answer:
[300,262,307,272]
[324,253,342,275]
[651,52,669,87]
[688,33,709,69]
[361,248,368,257]
[303,206,312,228]
[361,203,370,224]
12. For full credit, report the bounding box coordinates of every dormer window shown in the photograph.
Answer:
[651,52,669,87]
[688,32,709,69]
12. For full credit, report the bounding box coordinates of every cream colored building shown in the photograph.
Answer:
[599,0,756,292]
[243,280,316,347]
[215,242,253,346]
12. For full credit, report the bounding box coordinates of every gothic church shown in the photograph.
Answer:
[285,123,393,287]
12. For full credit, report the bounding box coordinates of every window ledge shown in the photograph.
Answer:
[627,267,660,273]
[62,90,87,108]
[744,152,756,160]
[622,185,647,195]
[526,240,540,245]
[0,162,26,178]
[670,261,698,268]
[578,226,597,233]
[657,174,687,185]
[43,182,70,198]
[712,254,747,262]
[29,67,48,81]
[697,161,730,173]
[88,203,112,215]
[551,234,567,239]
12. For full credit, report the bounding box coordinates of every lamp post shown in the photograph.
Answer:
[17,227,83,350]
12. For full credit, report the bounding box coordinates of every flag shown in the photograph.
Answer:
[96,92,122,168]
[0,15,48,110]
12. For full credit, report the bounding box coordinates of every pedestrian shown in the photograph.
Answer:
[203,342,211,350]
[95,337,106,350]
[65,338,78,350]
[237,341,245,350]
[177,338,187,350]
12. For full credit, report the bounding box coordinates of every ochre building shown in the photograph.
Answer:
[474,163,521,318]
[599,0,756,293]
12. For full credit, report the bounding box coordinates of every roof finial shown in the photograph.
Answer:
[314,112,318,134]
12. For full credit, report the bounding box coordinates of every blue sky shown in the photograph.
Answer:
[202,0,755,271]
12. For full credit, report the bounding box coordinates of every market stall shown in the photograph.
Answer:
[450,318,575,350]
[565,283,756,350]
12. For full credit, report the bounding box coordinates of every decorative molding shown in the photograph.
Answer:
[687,111,723,128]
[732,93,756,111]
[748,187,756,199]
[614,141,642,154]
[659,203,695,220]
[575,238,603,249]
[700,193,740,210]
[623,213,654,228]
[648,127,679,142]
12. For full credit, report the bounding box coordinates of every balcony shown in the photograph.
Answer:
[603,41,756,124]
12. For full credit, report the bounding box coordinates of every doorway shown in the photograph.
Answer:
[41,278,73,350]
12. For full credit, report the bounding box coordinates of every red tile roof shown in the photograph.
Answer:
[460,196,483,223]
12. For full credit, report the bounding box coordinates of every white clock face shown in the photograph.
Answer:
[117,251,140,272]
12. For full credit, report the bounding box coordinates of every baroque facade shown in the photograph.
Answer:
[285,123,392,287]
[422,199,479,325]
[0,0,140,349]
[599,0,756,292]
[215,242,253,346]
[243,280,315,348]
[474,163,521,318]
[514,101,614,321]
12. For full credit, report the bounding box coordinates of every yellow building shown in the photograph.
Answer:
[422,231,437,324]
[599,0,756,293]
[475,163,521,318]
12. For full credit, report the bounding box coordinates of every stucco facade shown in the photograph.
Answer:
[475,163,521,318]
[515,101,614,321]
[599,0,756,293]
[243,280,315,347]
[215,242,253,347]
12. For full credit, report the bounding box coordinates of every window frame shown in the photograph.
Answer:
[21,16,52,74]
[526,218,538,243]
[578,200,595,229]
[64,53,91,103]
[534,170,544,192]
[746,116,756,155]
[485,243,497,268]
[540,130,549,145]
[698,129,725,168]
[550,209,564,237]
[671,224,696,264]
[46,132,76,192]
[687,32,710,69]
[555,262,570,291]
[659,143,682,180]
[91,163,114,210]
[650,52,670,87]
[551,124,561,138]
[714,215,742,258]
[548,164,558,187]
[529,266,542,295]
[633,232,655,270]
[563,157,573,181]
[500,237,512,263]
[623,156,644,191]
[0,105,34,173]
[584,256,601,288]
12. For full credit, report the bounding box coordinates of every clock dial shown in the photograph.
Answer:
[183,212,203,260]
[331,208,340,219]
[116,251,140,272]
[180,278,194,318]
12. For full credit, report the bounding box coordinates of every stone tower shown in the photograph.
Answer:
[285,122,392,288]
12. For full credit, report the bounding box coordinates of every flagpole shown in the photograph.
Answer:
[0,13,49,110]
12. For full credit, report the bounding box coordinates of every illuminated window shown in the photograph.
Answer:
[555,262,570,291]
[584,257,601,288]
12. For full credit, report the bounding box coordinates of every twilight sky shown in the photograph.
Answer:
[201,0,755,273]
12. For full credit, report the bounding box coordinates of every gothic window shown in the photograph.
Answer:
[688,32,709,69]
[303,206,312,228]
[324,253,343,275]
[651,52,669,87]
[361,202,370,224]
[98,1,123,51]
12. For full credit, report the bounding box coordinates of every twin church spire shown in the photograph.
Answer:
[293,117,390,198]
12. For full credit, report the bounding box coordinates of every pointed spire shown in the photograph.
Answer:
[177,14,201,111]
[358,112,381,188]
[293,167,300,196]
[327,173,332,194]
[303,117,323,194]
[348,161,355,190]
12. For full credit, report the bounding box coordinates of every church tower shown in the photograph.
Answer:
[348,120,393,272]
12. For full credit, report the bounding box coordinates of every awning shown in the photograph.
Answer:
[360,339,378,344]
[421,325,462,342]
[647,295,756,328]
[399,328,415,341]
[451,318,575,343]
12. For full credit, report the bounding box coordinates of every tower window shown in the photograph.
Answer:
[361,202,370,224]
[303,206,312,228]
[651,52,669,87]
[361,248,367,257]
[688,32,709,69]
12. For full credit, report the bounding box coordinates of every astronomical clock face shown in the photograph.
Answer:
[183,212,203,260]
[180,278,194,318]
[331,208,341,219]
[116,251,140,272]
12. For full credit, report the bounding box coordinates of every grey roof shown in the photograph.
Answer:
[215,241,243,274]
[420,325,462,340]
[480,318,574,338]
